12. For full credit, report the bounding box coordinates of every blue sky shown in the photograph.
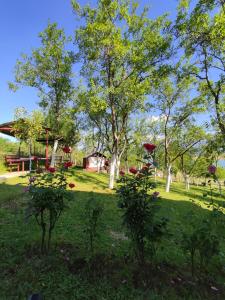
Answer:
[0,0,178,129]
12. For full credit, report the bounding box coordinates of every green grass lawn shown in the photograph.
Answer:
[0,169,224,299]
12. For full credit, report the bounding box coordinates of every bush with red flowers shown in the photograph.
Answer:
[25,162,75,254]
[117,143,167,264]
[204,164,221,204]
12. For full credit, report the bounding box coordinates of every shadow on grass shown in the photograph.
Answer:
[0,180,225,299]
[157,179,225,207]
[69,168,109,190]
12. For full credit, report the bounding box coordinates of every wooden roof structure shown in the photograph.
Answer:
[0,121,17,137]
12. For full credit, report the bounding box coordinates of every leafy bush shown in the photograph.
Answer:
[25,165,75,253]
[182,213,220,276]
[117,144,167,265]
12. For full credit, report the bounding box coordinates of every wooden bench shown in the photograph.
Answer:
[5,155,21,172]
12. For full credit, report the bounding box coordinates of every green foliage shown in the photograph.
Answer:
[0,138,21,172]
[0,171,225,298]
[13,108,44,143]
[117,150,167,264]
[83,192,104,258]
[182,214,220,276]
[26,168,74,253]
[216,167,225,180]
[73,0,172,187]
[176,0,225,137]
[10,23,79,145]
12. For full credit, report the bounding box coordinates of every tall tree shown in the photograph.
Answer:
[152,73,205,192]
[9,23,77,166]
[13,108,44,172]
[73,0,171,188]
[177,139,208,190]
[176,0,225,138]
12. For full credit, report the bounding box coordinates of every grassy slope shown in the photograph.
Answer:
[0,169,224,299]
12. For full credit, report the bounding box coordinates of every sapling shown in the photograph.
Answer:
[117,143,167,265]
[181,212,220,276]
[83,192,104,258]
[25,162,75,253]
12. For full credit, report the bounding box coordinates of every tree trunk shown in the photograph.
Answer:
[165,165,172,192]
[115,158,121,179]
[109,153,117,189]
[29,141,32,172]
[50,140,59,167]
[185,174,190,191]
[97,156,101,173]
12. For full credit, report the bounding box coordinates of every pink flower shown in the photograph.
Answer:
[143,143,156,152]
[69,183,75,189]
[129,167,138,174]
[208,165,216,174]
[48,167,56,173]
[119,170,125,176]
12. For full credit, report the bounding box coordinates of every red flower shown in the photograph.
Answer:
[119,170,125,176]
[129,167,138,174]
[146,163,151,168]
[64,161,73,168]
[48,167,56,173]
[143,143,156,152]
[33,156,38,161]
[208,165,216,174]
[63,146,71,153]
[69,183,75,189]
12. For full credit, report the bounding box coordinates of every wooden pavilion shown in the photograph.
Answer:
[0,121,51,171]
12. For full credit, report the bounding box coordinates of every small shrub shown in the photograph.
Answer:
[83,192,104,258]
[25,164,75,253]
[117,144,167,265]
[182,215,220,276]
